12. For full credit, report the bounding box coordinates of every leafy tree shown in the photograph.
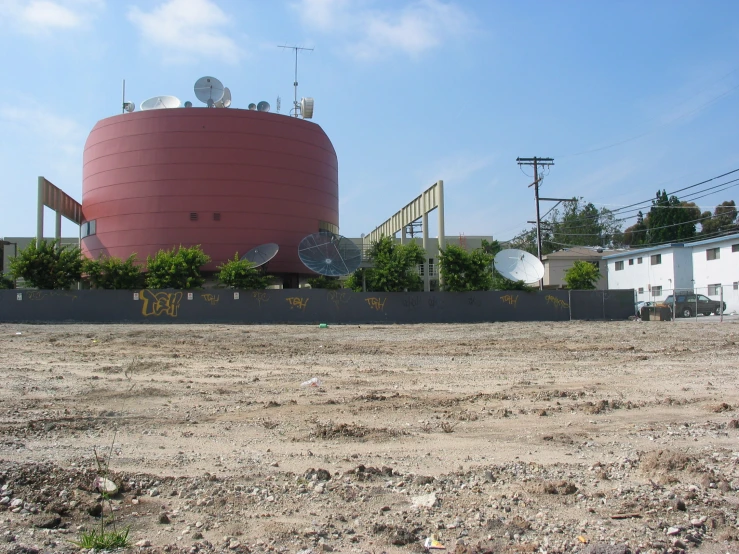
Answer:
[216,254,271,289]
[507,227,543,255]
[438,244,494,291]
[9,239,82,290]
[83,254,144,289]
[700,200,737,235]
[623,211,648,246]
[306,275,342,289]
[479,238,502,256]
[145,245,210,289]
[0,274,14,289]
[564,260,601,290]
[346,236,425,292]
[646,190,696,243]
[549,198,623,249]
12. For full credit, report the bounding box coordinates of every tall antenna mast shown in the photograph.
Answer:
[278,45,313,117]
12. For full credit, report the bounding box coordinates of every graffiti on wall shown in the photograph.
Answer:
[327,290,350,309]
[201,293,219,306]
[26,291,78,301]
[402,295,421,310]
[286,297,309,311]
[545,295,569,310]
[365,297,387,311]
[252,291,269,307]
[140,290,183,317]
[500,294,518,308]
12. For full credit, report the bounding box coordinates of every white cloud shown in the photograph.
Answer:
[127,0,244,64]
[293,0,471,60]
[0,105,86,183]
[0,0,103,34]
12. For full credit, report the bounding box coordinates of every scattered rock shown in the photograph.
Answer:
[412,492,438,508]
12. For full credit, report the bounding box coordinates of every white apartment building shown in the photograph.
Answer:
[689,234,739,312]
[604,233,739,313]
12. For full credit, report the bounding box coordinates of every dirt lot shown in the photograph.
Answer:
[0,321,738,554]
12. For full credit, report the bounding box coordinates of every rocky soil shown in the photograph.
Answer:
[0,320,738,554]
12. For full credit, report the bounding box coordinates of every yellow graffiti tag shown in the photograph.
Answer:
[365,297,387,311]
[201,293,219,306]
[140,290,183,317]
[500,294,518,308]
[545,295,569,309]
[26,291,78,301]
[252,291,269,307]
[286,297,310,311]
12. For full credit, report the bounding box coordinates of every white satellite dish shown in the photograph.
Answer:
[222,87,231,108]
[300,97,314,119]
[140,95,181,110]
[257,101,270,112]
[123,101,135,113]
[248,103,257,110]
[194,76,224,107]
[494,249,544,285]
[215,100,225,108]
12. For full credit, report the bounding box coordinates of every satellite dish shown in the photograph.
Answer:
[248,103,257,110]
[301,97,314,119]
[140,95,181,110]
[184,101,193,108]
[298,231,361,276]
[222,87,231,108]
[123,102,135,113]
[257,101,270,112]
[215,100,225,108]
[493,249,545,285]
[194,76,224,106]
[240,243,279,268]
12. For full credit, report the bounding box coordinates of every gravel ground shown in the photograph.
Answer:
[0,321,738,554]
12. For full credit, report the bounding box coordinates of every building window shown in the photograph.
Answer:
[707,284,721,295]
[733,244,739,253]
[638,287,644,294]
[637,257,643,264]
[628,259,634,265]
[81,220,96,238]
[652,286,662,296]
[706,247,720,261]
[190,212,198,221]
[650,254,661,265]
[615,260,624,271]
[213,212,221,221]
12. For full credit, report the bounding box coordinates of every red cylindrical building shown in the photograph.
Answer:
[81,108,338,281]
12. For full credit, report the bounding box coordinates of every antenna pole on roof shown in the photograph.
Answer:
[122,79,125,114]
[278,45,313,117]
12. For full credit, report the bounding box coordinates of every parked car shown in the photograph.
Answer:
[663,293,726,318]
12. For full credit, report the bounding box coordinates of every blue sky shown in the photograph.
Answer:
[1,0,738,243]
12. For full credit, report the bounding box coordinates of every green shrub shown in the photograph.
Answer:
[145,245,210,289]
[217,254,271,289]
[83,254,144,289]
[9,239,82,289]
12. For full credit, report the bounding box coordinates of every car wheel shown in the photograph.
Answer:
[714,306,722,315]
[682,307,693,318]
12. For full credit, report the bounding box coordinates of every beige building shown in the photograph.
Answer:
[542,247,617,290]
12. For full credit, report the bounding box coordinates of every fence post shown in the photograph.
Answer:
[720,285,724,323]
[568,290,572,321]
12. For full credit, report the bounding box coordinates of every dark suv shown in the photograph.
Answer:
[663,292,726,318]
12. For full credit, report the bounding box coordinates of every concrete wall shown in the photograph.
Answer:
[0,289,634,324]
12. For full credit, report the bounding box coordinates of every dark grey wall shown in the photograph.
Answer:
[0,289,634,324]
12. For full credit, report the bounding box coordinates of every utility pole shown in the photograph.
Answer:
[517,157,569,290]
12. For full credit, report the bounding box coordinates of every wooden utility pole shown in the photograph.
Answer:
[516,157,560,290]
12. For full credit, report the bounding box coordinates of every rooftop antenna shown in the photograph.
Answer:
[276,95,281,114]
[278,45,313,117]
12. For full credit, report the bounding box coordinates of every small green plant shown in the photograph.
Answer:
[217,254,271,289]
[0,274,14,289]
[72,432,130,549]
[9,238,82,289]
[564,260,601,290]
